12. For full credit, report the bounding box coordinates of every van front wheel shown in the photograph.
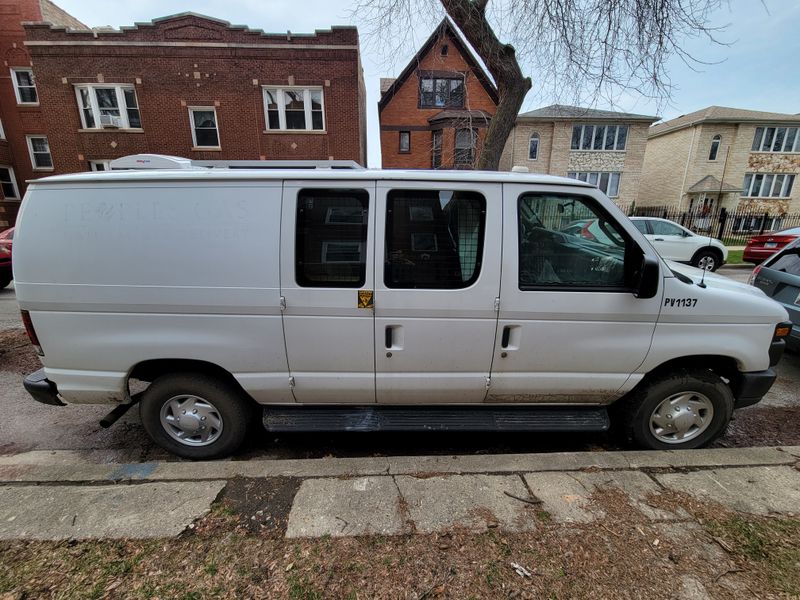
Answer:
[139,373,252,459]
[616,369,734,450]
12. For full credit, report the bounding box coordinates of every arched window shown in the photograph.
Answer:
[708,134,721,161]
[528,133,540,160]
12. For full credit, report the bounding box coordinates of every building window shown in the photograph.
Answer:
[188,107,220,149]
[528,133,540,160]
[0,167,19,199]
[751,126,800,153]
[419,76,464,108]
[0,119,5,140]
[441,44,449,56]
[399,131,411,153]
[454,128,477,166]
[26,136,53,171]
[295,189,369,287]
[570,124,628,151]
[88,160,112,171]
[74,85,141,129]
[708,135,721,161]
[385,189,486,289]
[263,87,324,131]
[742,173,795,198]
[11,68,38,104]
[431,130,442,169]
[567,171,621,198]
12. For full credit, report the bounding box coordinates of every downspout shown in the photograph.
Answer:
[679,125,698,208]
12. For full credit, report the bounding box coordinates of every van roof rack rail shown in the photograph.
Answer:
[109,154,364,171]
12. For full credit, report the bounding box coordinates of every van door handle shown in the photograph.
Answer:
[385,326,393,349]
[654,238,664,241]
[501,326,511,348]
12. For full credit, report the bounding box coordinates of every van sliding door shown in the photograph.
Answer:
[280,181,377,403]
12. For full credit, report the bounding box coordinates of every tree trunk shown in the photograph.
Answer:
[440,0,532,170]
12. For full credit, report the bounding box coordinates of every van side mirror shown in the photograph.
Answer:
[634,255,660,299]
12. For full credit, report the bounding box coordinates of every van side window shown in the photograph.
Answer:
[296,189,369,287]
[518,193,628,290]
[385,189,485,289]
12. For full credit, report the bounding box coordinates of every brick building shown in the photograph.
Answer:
[378,19,498,169]
[639,106,800,214]
[0,0,85,227]
[1,6,367,229]
[499,105,658,208]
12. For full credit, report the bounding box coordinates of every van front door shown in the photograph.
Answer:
[374,181,502,403]
[489,185,662,403]
[280,182,376,403]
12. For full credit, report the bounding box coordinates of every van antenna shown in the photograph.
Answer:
[699,146,730,289]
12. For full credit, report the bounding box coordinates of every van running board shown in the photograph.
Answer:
[262,406,610,433]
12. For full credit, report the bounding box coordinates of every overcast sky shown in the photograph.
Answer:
[54,0,800,167]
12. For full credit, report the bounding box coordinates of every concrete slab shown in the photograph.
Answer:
[394,474,536,534]
[2,446,798,484]
[656,466,800,516]
[523,470,683,523]
[0,480,225,540]
[286,476,405,538]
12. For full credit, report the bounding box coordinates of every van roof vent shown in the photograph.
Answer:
[109,154,364,171]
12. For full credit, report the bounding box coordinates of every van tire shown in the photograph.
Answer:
[615,369,734,450]
[691,248,722,271]
[139,372,252,460]
[0,277,10,290]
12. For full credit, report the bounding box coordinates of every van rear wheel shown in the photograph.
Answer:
[616,369,734,450]
[139,373,252,459]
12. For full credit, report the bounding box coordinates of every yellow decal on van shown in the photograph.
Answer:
[358,289,374,309]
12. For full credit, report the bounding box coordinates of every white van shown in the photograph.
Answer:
[14,155,791,458]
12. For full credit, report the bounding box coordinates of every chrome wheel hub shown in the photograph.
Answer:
[649,391,714,444]
[160,394,223,447]
[697,255,715,270]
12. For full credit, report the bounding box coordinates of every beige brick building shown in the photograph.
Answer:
[640,106,800,215]
[499,105,658,208]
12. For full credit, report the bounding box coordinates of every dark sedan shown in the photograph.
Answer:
[751,237,800,351]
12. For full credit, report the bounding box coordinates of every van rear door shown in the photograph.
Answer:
[373,180,502,403]
[280,181,377,403]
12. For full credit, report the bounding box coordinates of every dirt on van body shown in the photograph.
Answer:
[0,486,797,599]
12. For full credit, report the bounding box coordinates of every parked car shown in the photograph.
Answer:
[14,154,790,459]
[630,217,727,271]
[743,226,800,264]
[0,227,13,289]
[750,237,800,351]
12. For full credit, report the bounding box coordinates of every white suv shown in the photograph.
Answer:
[630,217,728,271]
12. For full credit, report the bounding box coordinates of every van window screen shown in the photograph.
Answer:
[518,193,628,289]
[296,189,369,287]
[385,189,485,289]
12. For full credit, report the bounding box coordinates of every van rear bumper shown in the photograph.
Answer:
[732,368,777,409]
[23,368,66,406]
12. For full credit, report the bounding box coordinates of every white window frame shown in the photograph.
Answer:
[751,126,800,153]
[26,135,53,171]
[0,165,20,199]
[567,171,622,198]
[262,86,325,132]
[571,124,628,151]
[188,106,221,149]
[11,68,38,105]
[708,135,721,161]
[88,160,112,171]
[0,119,5,140]
[74,84,141,130]
[741,172,795,198]
[528,133,540,160]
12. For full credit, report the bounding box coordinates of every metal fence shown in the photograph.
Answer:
[627,206,800,245]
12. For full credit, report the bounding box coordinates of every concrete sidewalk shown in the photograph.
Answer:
[0,446,798,541]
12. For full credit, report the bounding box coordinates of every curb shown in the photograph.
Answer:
[0,446,797,484]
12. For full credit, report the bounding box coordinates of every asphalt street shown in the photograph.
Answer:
[0,282,20,329]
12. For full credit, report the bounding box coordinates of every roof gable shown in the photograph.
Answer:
[650,106,800,138]
[378,18,498,112]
